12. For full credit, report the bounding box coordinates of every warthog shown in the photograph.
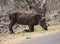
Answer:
[8,0,48,34]
[9,11,48,34]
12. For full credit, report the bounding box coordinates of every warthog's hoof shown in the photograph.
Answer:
[10,32,15,34]
[44,28,48,30]
[24,30,34,32]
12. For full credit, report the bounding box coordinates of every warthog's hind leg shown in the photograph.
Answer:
[9,20,16,34]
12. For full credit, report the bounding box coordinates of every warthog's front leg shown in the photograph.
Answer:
[24,25,34,32]
[28,25,34,32]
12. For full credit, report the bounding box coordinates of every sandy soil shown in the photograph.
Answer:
[0,29,60,44]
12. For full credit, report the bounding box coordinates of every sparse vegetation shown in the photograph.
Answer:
[0,25,60,44]
[0,0,60,34]
[0,24,60,38]
[0,0,60,44]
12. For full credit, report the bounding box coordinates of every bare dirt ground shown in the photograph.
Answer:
[0,25,60,44]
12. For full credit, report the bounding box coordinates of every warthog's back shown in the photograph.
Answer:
[15,12,39,25]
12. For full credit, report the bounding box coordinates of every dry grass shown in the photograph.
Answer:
[0,25,60,44]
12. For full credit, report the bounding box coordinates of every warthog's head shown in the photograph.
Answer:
[34,14,48,30]
[40,17,48,30]
[40,0,48,30]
